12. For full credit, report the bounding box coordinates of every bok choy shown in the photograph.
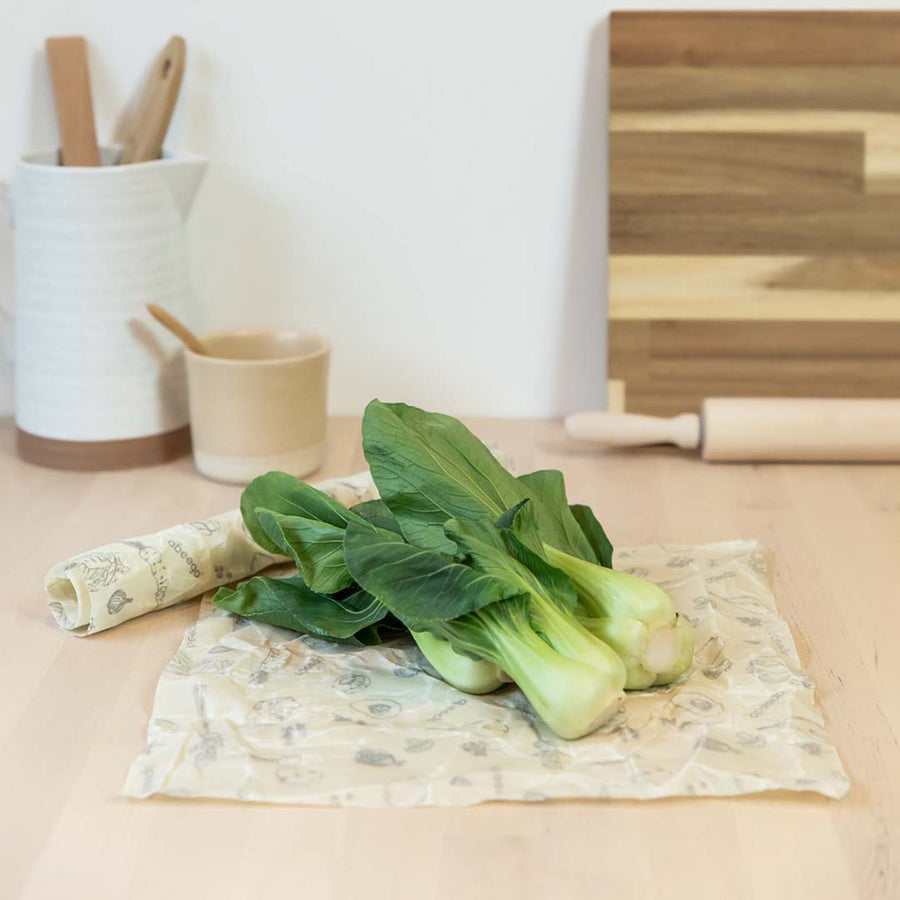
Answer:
[342,508,626,739]
[362,399,694,689]
[224,473,507,693]
[213,398,694,741]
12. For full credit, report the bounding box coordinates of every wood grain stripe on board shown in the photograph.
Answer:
[610,195,900,256]
[611,67,900,114]
[609,256,900,322]
[609,111,900,136]
[610,11,900,67]
[609,132,864,196]
[613,319,900,359]
[609,320,900,416]
[606,110,900,192]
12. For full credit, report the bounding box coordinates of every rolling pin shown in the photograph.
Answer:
[565,398,900,462]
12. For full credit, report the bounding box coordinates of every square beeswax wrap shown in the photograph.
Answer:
[123,539,850,805]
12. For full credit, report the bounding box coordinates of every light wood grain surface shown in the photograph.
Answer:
[608,11,900,415]
[0,416,897,900]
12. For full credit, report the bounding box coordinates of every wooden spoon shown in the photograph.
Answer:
[45,36,101,166]
[146,304,208,355]
[120,36,186,164]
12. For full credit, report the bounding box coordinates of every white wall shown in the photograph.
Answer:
[2,0,897,419]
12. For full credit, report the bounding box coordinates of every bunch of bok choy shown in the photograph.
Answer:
[214,400,694,739]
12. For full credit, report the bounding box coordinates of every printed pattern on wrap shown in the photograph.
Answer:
[44,471,378,635]
[123,539,850,806]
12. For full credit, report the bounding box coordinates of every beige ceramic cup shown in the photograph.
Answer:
[184,330,330,484]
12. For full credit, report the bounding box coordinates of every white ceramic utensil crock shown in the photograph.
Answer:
[7,146,206,469]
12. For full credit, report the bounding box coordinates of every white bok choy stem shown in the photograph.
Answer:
[543,544,694,689]
[411,630,507,694]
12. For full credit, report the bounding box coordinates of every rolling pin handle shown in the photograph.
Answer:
[565,411,701,450]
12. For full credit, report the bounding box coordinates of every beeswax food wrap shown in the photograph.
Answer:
[123,539,850,805]
[45,472,378,635]
[44,468,847,803]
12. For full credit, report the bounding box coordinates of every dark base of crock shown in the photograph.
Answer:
[16,425,192,471]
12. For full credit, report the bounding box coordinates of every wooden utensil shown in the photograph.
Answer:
[566,398,900,462]
[45,36,101,166]
[146,304,208,355]
[120,36,186,164]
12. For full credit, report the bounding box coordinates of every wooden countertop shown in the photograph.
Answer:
[1,416,897,900]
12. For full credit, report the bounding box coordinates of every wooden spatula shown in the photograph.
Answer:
[120,36,186,164]
[45,36,101,166]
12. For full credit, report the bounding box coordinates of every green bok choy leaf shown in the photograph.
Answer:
[229,473,507,693]
[344,504,626,739]
[360,399,693,690]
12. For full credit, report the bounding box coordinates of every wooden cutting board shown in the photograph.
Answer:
[608,11,900,415]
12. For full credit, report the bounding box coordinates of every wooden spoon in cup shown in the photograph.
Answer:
[146,303,208,355]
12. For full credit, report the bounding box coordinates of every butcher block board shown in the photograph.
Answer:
[608,11,900,416]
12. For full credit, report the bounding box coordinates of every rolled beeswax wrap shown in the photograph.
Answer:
[125,539,850,805]
[45,471,378,635]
